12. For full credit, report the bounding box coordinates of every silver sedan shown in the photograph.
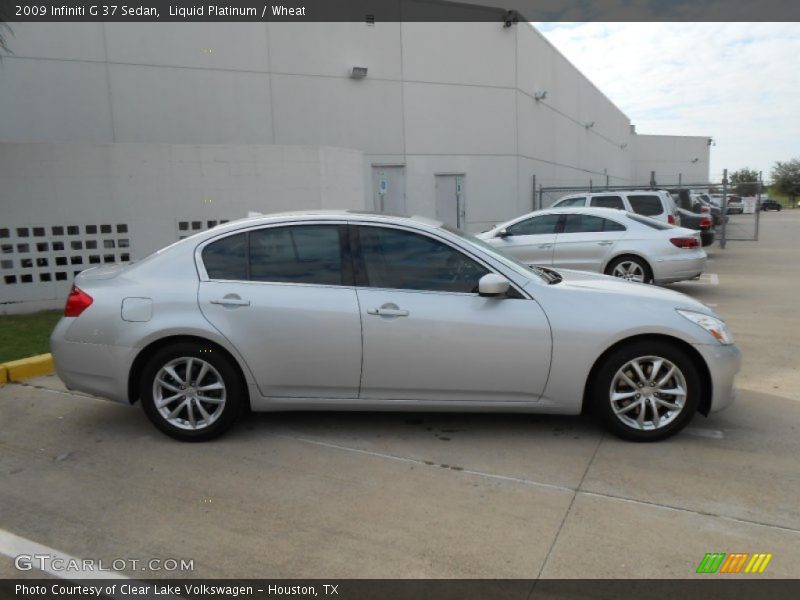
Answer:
[51,211,739,442]
[478,207,707,284]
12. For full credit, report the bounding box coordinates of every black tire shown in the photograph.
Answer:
[140,341,245,442]
[605,255,653,284]
[591,340,701,442]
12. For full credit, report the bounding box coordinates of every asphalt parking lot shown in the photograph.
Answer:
[1,210,799,580]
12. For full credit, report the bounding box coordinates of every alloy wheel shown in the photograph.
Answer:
[611,261,646,283]
[608,355,687,431]
[152,357,227,431]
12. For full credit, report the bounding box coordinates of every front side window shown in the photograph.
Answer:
[590,195,625,209]
[249,225,343,285]
[628,194,664,216]
[562,214,626,233]
[507,214,561,236]
[357,226,488,293]
[555,196,586,207]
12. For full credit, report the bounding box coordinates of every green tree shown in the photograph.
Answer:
[771,158,800,207]
[729,167,761,196]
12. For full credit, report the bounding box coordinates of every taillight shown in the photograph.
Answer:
[667,214,676,225]
[670,237,700,249]
[64,284,93,317]
[700,217,712,228]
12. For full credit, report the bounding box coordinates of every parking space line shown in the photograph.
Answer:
[0,527,127,580]
[684,427,725,440]
[710,273,719,285]
[288,435,800,538]
[285,435,574,493]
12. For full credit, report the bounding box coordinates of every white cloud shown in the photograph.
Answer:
[537,22,800,181]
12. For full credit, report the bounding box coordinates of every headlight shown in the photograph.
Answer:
[677,310,734,345]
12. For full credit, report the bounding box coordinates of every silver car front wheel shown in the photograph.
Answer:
[609,356,687,431]
[592,340,700,441]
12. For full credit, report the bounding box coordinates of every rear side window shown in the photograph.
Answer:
[628,195,664,216]
[507,214,561,236]
[203,233,247,280]
[249,225,343,285]
[357,226,488,293]
[555,197,586,207]
[590,195,624,209]
[562,215,626,233]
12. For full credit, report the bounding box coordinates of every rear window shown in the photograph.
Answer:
[627,214,672,230]
[628,195,664,216]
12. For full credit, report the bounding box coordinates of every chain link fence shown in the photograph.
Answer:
[535,171,770,248]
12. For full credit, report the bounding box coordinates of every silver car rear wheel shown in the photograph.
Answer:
[153,356,227,431]
[609,355,687,431]
[611,260,646,283]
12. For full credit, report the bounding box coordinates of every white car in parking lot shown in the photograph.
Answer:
[51,211,737,443]
[478,207,706,284]
[550,190,679,225]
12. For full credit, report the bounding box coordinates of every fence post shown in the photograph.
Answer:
[720,169,728,249]
[538,184,543,210]
[532,174,536,211]
[649,171,656,188]
[755,171,762,241]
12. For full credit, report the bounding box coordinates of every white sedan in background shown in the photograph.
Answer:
[478,207,706,284]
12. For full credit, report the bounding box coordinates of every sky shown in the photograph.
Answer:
[536,22,800,182]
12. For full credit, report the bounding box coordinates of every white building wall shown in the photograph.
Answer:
[631,134,711,186]
[0,143,364,313]
[0,14,711,310]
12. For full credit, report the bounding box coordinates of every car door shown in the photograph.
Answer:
[197,223,362,399]
[489,213,562,266]
[353,224,551,402]
[552,214,627,272]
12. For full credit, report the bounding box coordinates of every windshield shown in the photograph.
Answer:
[441,225,551,283]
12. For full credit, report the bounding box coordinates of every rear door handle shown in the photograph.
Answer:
[597,241,614,246]
[367,307,409,317]
[210,297,251,307]
[538,243,553,249]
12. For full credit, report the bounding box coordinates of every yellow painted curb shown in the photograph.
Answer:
[2,353,54,382]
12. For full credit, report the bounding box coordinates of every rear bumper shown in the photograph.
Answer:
[693,343,741,414]
[51,319,134,404]
[652,251,707,284]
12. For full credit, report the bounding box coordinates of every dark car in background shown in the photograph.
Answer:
[760,197,782,211]
[694,193,724,226]
[669,189,723,227]
[676,207,715,247]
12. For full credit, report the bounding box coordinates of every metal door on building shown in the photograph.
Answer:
[435,174,465,229]
[372,166,407,215]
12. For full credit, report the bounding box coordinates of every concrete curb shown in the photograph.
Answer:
[0,353,54,383]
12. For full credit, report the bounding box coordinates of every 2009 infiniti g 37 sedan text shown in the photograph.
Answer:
[51,211,740,442]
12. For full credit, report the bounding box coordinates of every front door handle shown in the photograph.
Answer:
[367,304,409,317]
[538,243,553,249]
[210,296,251,307]
[597,241,614,246]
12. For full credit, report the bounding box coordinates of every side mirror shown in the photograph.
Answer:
[478,273,510,297]
[496,228,510,238]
